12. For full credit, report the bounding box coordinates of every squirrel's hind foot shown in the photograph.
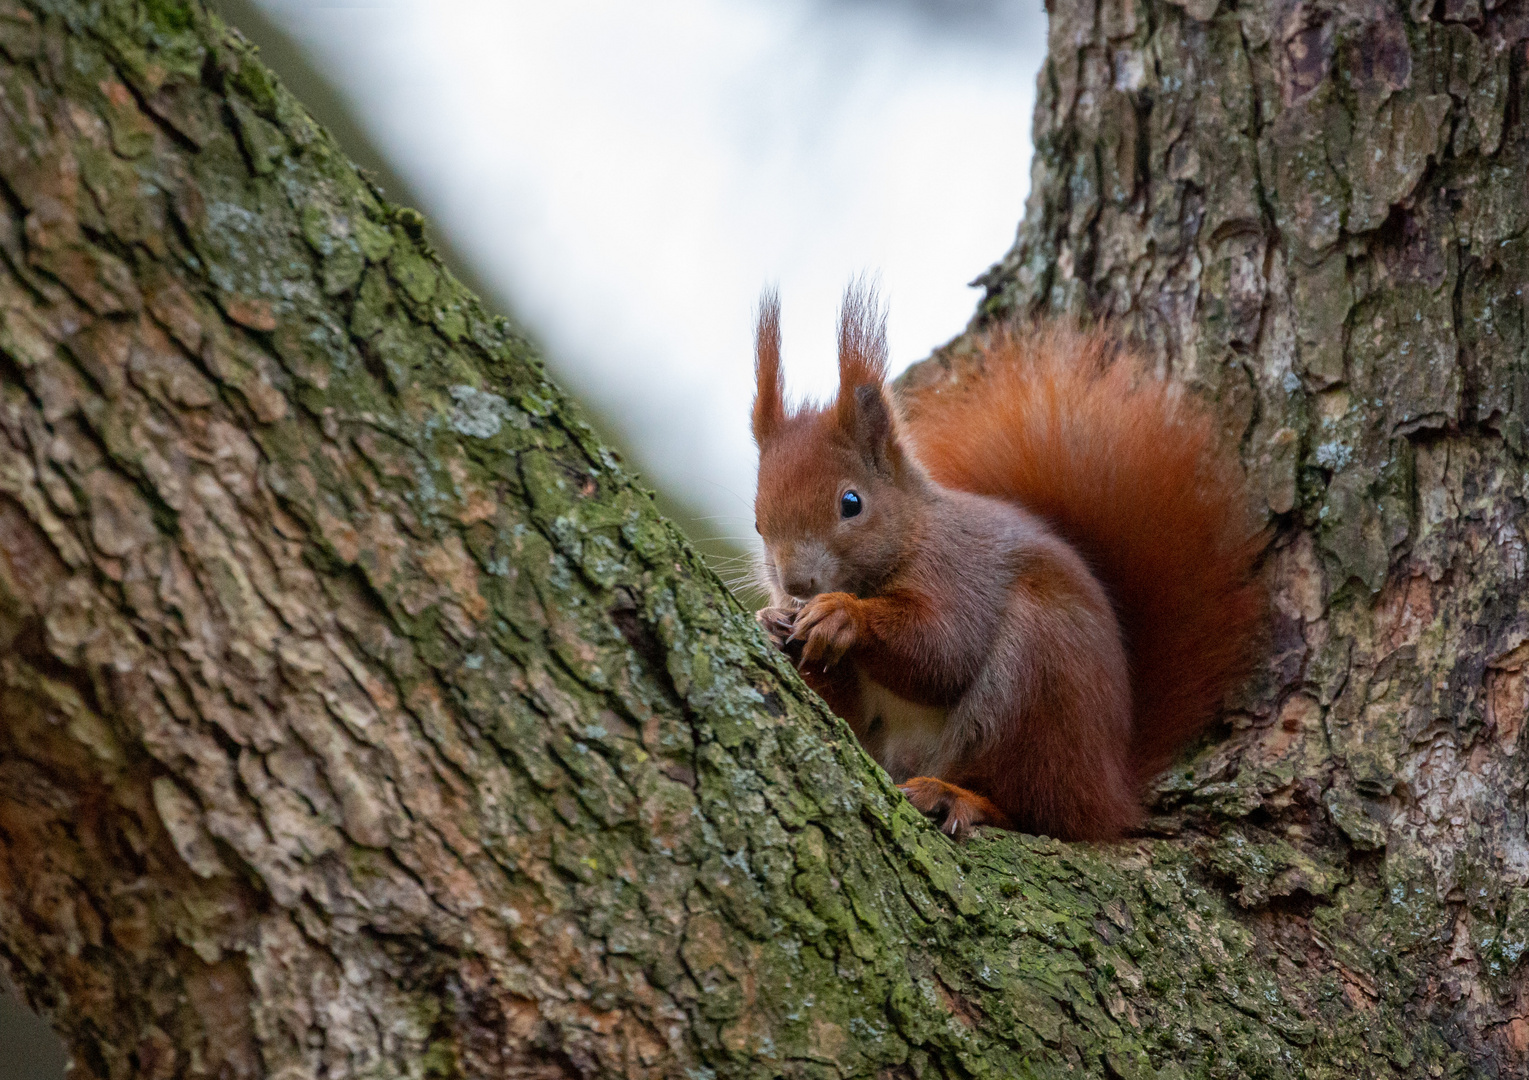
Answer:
[898,777,1012,840]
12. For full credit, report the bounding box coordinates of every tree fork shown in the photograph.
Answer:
[0,1,1524,1078]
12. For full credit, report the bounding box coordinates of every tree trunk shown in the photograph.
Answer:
[0,0,1524,1078]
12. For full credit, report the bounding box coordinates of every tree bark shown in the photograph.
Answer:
[0,1,1524,1079]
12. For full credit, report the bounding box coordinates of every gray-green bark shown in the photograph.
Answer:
[0,1,1522,1079]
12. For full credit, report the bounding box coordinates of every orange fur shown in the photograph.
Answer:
[752,287,785,443]
[901,325,1266,785]
[751,289,1265,841]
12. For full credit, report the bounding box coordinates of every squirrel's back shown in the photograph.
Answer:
[900,324,1266,785]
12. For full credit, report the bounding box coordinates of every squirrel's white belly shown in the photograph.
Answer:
[855,668,950,781]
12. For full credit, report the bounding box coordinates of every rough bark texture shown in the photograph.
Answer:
[946,0,1529,1068]
[0,2,1524,1080]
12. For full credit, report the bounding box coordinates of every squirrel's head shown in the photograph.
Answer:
[750,284,927,604]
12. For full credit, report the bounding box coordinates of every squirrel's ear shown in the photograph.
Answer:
[752,287,786,445]
[848,383,905,475]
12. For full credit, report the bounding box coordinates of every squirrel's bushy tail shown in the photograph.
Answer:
[902,324,1266,785]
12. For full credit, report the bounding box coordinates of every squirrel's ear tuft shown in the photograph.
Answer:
[752,287,785,445]
[834,278,888,403]
[835,280,901,472]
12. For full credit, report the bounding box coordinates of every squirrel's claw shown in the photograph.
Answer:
[756,606,803,663]
[756,606,795,644]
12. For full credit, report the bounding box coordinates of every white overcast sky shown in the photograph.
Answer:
[251,0,1045,535]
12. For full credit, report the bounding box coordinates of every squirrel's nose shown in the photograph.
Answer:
[784,575,818,598]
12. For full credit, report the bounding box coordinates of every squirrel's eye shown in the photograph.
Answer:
[840,490,863,519]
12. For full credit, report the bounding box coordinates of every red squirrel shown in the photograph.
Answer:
[750,286,1265,841]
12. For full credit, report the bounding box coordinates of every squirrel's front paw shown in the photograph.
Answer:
[756,605,800,656]
[788,592,861,669]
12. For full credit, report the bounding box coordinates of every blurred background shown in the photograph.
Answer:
[239,0,1045,557]
[1,0,1045,1070]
